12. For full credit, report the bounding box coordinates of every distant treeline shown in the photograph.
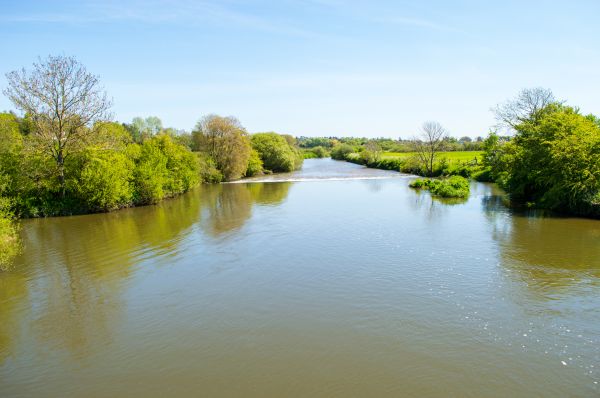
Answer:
[297,135,485,159]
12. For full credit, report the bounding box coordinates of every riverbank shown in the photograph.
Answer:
[337,150,492,183]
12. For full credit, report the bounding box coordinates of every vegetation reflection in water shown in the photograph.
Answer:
[0,160,599,397]
[0,182,292,365]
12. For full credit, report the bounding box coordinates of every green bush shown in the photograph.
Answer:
[156,134,200,194]
[409,176,470,198]
[310,146,329,158]
[198,153,223,183]
[330,143,355,160]
[303,150,318,159]
[0,175,19,270]
[495,105,600,215]
[246,148,264,177]
[71,149,135,212]
[131,141,167,204]
[250,132,303,172]
[130,134,200,205]
[0,204,19,270]
[472,167,494,182]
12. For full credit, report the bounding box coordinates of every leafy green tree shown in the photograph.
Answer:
[503,104,600,214]
[192,115,251,181]
[0,113,24,195]
[3,56,112,197]
[250,132,302,172]
[330,143,355,160]
[131,134,200,204]
[310,146,329,158]
[71,149,135,212]
[246,149,263,176]
[127,116,164,142]
[360,141,382,164]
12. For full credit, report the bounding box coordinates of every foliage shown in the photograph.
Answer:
[3,55,112,196]
[246,149,264,177]
[0,174,19,270]
[250,132,303,172]
[297,136,335,148]
[360,141,382,164]
[309,146,330,158]
[0,113,24,196]
[197,153,223,183]
[192,115,251,180]
[409,176,470,198]
[494,104,600,215]
[124,116,163,142]
[70,149,135,211]
[132,134,200,204]
[330,143,356,160]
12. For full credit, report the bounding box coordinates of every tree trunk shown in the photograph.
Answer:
[57,151,66,198]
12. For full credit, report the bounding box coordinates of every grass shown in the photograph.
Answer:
[381,151,483,164]
[343,150,490,180]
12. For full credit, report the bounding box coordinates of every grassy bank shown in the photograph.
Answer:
[342,150,490,180]
[381,151,483,163]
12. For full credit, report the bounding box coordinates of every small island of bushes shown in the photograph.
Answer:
[409,176,470,198]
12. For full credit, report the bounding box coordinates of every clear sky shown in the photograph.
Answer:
[1,0,599,138]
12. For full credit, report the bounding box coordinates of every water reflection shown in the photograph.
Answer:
[0,182,292,364]
[407,187,469,223]
[199,182,291,236]
[0,271,28,364]
[483,193,600,298]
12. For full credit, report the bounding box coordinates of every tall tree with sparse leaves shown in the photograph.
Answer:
[3,55,112,197]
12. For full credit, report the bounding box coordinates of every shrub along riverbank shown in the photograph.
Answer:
[0,112,303,267]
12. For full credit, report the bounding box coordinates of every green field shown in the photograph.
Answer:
[381,151,483,164]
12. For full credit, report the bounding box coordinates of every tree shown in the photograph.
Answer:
[245,149,264,177]
[493,87,556,129]
[3,55,112,196]
[360,141,382,164]
[330,143,355,160]
[192,115,251,181]
[127,116,163,142]
[501,104,600,214]
[412,121,447,176]
[250,132,302,172]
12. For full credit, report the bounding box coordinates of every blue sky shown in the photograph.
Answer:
[1,0,599,138]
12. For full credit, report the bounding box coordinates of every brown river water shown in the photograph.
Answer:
[1,158,599,397]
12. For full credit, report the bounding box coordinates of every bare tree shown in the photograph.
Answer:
[3,55,112,196]
[493,87,556,129]
[413,121,447,176]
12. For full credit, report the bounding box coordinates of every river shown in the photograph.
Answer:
[1,158,599,397]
